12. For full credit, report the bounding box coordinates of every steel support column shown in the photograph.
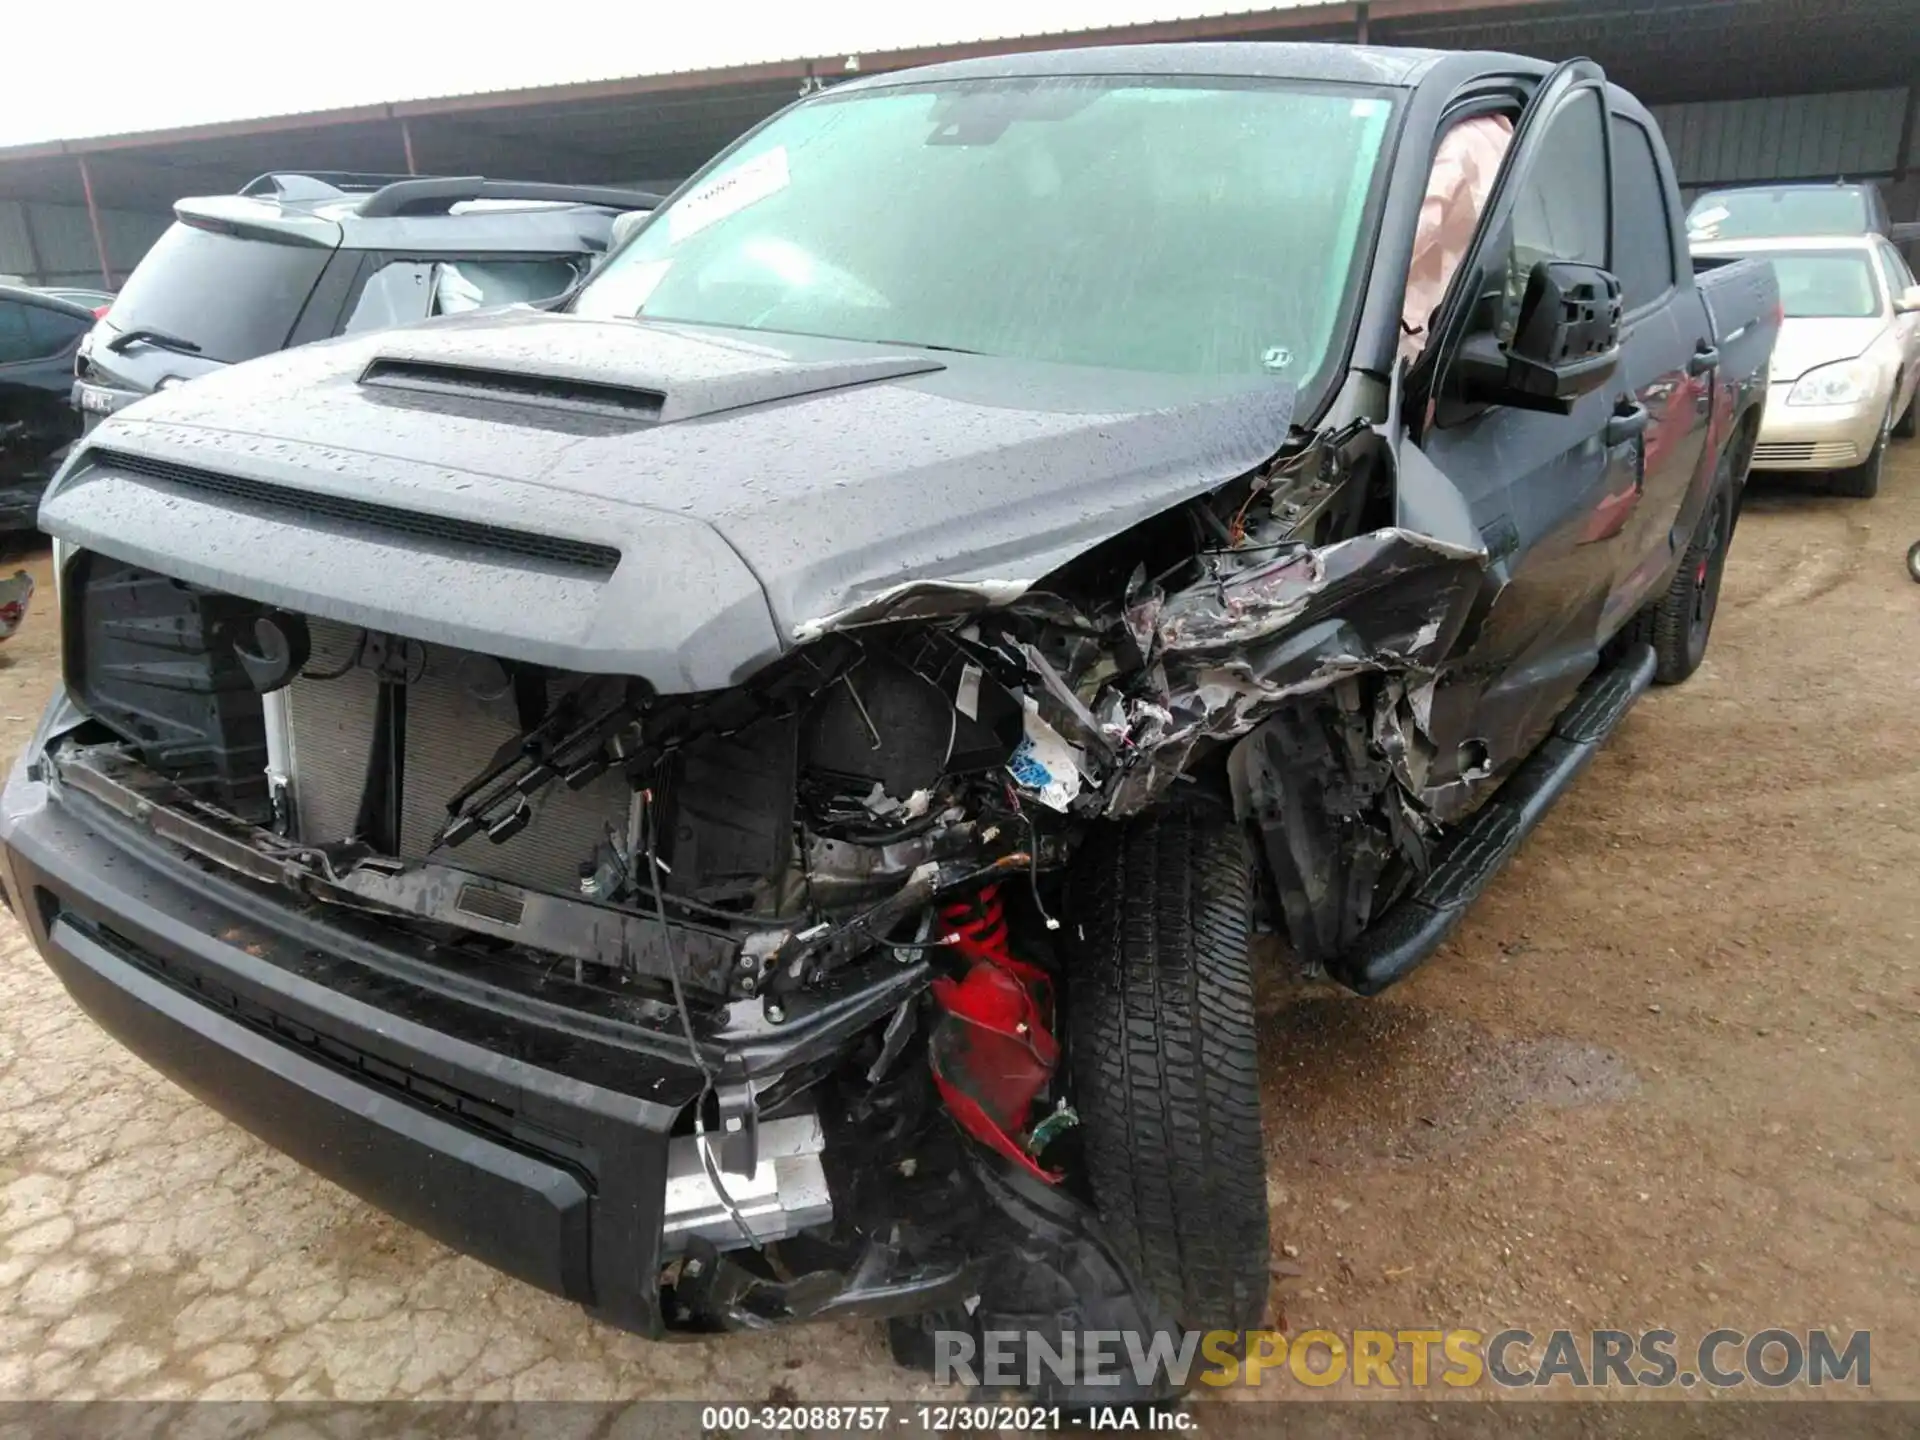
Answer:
[76,153,111,288]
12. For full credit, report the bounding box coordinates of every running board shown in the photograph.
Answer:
[1332,643,1658,996]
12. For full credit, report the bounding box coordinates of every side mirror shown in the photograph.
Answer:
[1895,283,1920,315]
[1455,260,1623,415]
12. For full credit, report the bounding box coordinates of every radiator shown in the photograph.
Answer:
[284,621,631,895]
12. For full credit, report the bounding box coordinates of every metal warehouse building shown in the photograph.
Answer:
[2,0,1916,288]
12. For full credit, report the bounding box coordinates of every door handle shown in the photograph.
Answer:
[1687,344,1719,376]
[1605,400,1650,447]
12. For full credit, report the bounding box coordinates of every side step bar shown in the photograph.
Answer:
[1332,643,1658,996]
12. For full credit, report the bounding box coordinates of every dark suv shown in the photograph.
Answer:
[73,171,657,429]
[0,286,93,531]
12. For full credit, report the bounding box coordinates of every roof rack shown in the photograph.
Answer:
[355,177,661,218]
[239,171,419,201]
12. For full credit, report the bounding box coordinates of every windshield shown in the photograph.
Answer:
[574,77,1396,388]
[106,223,331,364]
[1687,187,1870,241]
[1753,251,1883,319]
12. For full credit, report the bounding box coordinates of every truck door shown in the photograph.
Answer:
[1405,60,1633,808]
[1600,109,1711,630]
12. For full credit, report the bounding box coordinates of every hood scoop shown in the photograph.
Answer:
[361,357,666,425]
[360,350,946,429]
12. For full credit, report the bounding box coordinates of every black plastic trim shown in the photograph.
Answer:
[81,450,623,575]
[357,178,662,218]
[50,913,595,1300]
[361,357,665,422]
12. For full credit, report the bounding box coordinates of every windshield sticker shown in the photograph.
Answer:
[669,146,791,243]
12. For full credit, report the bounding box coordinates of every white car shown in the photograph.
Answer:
[1693,233,1920,497]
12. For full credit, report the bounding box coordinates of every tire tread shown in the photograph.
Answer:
[1067,808,1268,1331]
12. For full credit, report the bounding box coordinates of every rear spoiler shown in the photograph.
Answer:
[240,171,416,201]
[356,178,662,218]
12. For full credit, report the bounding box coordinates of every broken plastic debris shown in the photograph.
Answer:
[1007,698,1085,812]
[860,783,935,820]
[955,662,983,721]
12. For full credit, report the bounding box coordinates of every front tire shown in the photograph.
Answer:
[1832,405,1891,498]
[1065,807,1269,1333]
[1893,387,1916,440]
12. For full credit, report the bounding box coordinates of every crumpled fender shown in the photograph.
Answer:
[1021,526,1487,817]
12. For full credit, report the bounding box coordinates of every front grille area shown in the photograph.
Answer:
[1752,440,1859,467]
[287,621,632,895]
[83,450,623,575]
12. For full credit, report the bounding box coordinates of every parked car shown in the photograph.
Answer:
[1686,180,1893,241]
[71,172,658,430]
[4,44,1777,1396]
[36,287,116,317]
[0,285,91,532]
[1693,233,1920,496]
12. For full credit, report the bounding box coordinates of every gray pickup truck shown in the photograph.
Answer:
[3,43,1776,1396]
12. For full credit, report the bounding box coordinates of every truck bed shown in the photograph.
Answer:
[1695,254,1781,367]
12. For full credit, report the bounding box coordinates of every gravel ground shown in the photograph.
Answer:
[1,445,1917,1402]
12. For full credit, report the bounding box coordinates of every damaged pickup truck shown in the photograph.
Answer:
[2,44,1776,1391]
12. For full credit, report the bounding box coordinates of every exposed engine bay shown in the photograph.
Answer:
[43,419,1489,1299]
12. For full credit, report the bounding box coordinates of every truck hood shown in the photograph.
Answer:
[1767,316,1889,383]
[42,308,1296,690]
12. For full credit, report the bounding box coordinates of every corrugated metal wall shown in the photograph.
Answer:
[0,201,170,289]
[1650,88,1910,190]
[2,91,1910,291]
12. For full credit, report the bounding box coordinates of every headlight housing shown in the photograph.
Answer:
[1785,359,1873,407]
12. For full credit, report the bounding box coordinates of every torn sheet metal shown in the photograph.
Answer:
[1003,528,1487,817]
[792,579,1036,644]
[1373,674,1499,826]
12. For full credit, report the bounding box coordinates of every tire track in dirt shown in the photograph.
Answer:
[1732,485,1872,609]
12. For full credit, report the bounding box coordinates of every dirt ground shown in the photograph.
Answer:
[1,445,1917,1403]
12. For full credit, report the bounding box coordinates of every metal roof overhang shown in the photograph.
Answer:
[1,0,1912,215]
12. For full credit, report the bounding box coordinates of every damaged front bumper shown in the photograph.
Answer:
[0,742,957,1333]
[3,408,1508,1357]
[3,747,680,1329]
[1,736,1173,1361]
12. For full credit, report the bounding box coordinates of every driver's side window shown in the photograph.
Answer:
[1496,87,1610,339]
